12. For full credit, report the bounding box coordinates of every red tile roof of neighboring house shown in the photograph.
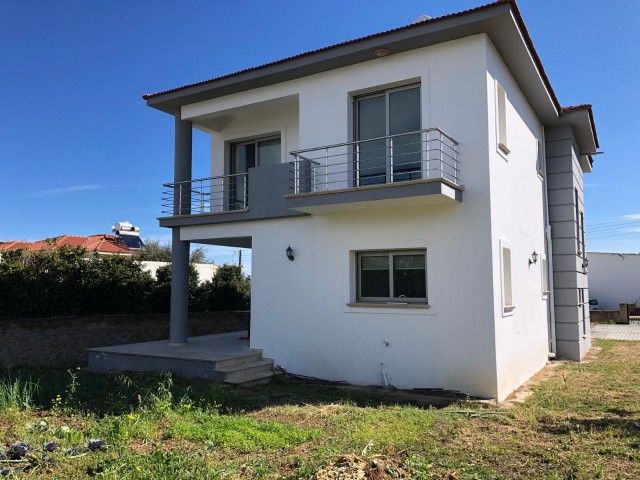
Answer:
[143,0,598,148]
[0,235,133,255]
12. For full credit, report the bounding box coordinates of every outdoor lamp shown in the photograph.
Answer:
[286,245,294,261]
[529,250,539,265]
[582,258,589,269]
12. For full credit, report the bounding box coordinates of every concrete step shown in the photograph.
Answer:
[224,370,274,387]
[217,358,274,383]
[213,351,264,370]
[88,350,223,381]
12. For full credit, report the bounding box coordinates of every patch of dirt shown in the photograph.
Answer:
[313,454,410,479]
[500,361,566,407]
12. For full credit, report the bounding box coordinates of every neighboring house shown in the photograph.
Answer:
[587,252,640,310]
[142,260,217,284]
[0,236,217,284]
[144,0,600,400]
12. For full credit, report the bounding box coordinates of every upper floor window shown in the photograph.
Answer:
[355,84,421,186]
[574,188,584,256]
[536,140,544,177]
[228,135,281,209]
[496,83,510,155]
[230,135,281,175]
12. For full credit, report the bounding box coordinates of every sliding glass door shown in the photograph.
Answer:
[229,136,281,209]
[355,85,421,186]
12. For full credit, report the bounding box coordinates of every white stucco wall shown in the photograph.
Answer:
[176,34,551,400]
[587,252,640,310]
[485,40,550,400]
[141,261,218,284]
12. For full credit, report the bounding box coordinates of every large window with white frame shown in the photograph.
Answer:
[356,250,427,304]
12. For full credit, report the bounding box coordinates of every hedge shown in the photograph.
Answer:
[0,247,250,318]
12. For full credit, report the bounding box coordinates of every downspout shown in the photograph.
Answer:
[542,127,557,357]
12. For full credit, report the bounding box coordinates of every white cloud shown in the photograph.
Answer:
[30,184,102,197]
[623,213,640,220]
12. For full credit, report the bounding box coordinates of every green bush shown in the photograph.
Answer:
[0,248,250,318]
[195,264,250,312]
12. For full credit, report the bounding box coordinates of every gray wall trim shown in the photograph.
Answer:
[545,125,590,361]
[285,179,462,211]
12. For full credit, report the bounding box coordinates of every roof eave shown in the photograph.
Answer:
[144,2,514,114]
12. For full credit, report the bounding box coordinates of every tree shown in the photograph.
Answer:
[153,263,201,312]
[134,239,209,263]
[196,264,250,311]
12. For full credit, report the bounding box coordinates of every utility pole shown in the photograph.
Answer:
[238,249,242,269]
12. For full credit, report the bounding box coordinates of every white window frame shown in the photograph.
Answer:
[500,239,515,315]
[356,249,427,304]
[496,82,510,157]
[541,255,550,297]
[536,139,545,179]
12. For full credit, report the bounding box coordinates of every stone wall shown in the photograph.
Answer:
[590,310,620,324]
[0,311,249,369]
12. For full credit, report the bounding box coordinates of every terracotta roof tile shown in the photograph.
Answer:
[0,234,133,255]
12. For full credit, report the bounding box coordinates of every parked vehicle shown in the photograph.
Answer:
[589,299,599,311]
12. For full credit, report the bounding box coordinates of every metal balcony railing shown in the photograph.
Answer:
[289,128,459,195]
[162,173,248,216]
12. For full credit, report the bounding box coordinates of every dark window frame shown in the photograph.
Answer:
[356,249,427,304]
[353,84,422,186]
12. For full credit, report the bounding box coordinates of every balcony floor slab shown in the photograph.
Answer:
[284,178,462,214]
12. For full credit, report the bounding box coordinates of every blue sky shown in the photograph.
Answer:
[1,0,639,269]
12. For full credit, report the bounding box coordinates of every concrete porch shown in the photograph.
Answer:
[87,331,274,385]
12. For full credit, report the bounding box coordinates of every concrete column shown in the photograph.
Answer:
[170,107,192,346]
[174,107,193,216]
[170,228,190,345]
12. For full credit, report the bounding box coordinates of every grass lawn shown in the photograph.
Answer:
[0,339,638,479]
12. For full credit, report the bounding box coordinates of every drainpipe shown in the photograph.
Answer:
[542,127,557,357]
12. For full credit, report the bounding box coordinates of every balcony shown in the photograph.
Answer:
[285,128,462,214]
[159,163,305,228]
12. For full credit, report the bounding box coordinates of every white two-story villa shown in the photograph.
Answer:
[142,0,599,400]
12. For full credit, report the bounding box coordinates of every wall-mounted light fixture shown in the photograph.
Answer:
[582,257,589,269]
[286,245,294,262]
[529,250,539,265]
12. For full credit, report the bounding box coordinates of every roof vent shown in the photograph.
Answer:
[412,15,432,24]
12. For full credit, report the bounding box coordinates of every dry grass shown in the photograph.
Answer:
[0,340,638,479]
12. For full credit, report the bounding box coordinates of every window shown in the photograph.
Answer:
[501,242,514,313]
[536,140,544,176]
[355,84,422,186]
[580,211,586,258]
[229,135,281,209]
[574,188,582,256]
[579,288,587,334]
[497,83,509,155]
[357,250,427,303]
[541,256,549,295]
